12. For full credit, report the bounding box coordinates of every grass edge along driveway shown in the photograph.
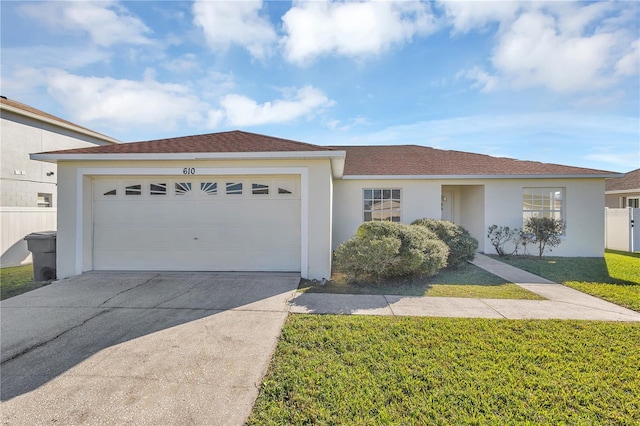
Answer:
[248,315,640,425]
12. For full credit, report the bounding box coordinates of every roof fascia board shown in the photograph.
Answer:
[341,173,621,180]
[1,103,120,145]
[606,189,640,194]
[30,150,347,164]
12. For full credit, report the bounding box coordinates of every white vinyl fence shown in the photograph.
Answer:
[605,207,640,252]
[1,207,57,267]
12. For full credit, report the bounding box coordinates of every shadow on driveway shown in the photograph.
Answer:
[0,272,299,413]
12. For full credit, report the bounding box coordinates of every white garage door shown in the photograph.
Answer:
[92,176,301,272]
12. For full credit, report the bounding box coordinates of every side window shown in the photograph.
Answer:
[37,193,52,207]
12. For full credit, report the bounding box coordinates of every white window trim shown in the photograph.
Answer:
[362,188,402,223]
[76,167,309,277]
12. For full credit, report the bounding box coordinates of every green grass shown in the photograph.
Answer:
[301,262,543,300]
[249,315,640,425]
[493,250,640,312]
[0,264,49,300]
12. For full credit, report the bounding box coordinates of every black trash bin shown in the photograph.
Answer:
[24,231,57,281]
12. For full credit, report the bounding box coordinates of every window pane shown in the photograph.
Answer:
[363,188,401,222]
[125,184,141,195]
[226,182,242,195]
[278,188,292,194]
[252,183,269,195]
[175,182,192,195]
[201,182,217,195]
[150,183,166,195]
[103,189,116,196]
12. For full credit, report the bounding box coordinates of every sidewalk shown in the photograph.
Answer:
[289,254,640,322]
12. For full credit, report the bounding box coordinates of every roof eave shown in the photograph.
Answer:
[2,103,120,145]
[30,151,348,177]
[341,173,621,180]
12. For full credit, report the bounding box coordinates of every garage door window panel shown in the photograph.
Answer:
[175,182,192,195]
[150,183,167,196]
[252,183,269,195]
[200,182,218,195]
[125,184,142,196]
[226,182,243,195]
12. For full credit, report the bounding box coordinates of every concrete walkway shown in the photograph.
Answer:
[289,254,640,322]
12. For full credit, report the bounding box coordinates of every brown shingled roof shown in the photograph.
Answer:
[41,130,335,154]
[334,145,615,176]
[606,168,640,191]
[0,96,117,142]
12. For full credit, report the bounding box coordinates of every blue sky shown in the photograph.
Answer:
[1,1,638,172]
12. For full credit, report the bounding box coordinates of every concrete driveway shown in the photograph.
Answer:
[1,272,300,425]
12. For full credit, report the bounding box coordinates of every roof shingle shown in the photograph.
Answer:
[334,145,615,176]
[606,168,640,191]
[40,130,335,154]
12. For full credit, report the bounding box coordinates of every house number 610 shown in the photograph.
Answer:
[183,167,196,175]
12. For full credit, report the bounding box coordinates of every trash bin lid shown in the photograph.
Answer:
[24,231,57,240]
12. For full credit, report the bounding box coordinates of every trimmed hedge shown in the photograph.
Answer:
[334,221,449,283]
[411,219,478,268]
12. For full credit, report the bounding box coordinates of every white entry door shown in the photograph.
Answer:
[92,176,301,272]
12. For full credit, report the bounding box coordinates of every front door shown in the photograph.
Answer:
[441,190,453,221]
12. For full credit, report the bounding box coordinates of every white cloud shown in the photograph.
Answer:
[164,54,201,73]
[192,0,276,59]
[615,40,640,76]
[437,0,520,34]
[19,0,152,47]
[452,3,639,94]
[45,70,207,130]
[220,86,334,126]
[282,0,437,65]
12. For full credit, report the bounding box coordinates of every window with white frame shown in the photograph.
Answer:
[522,188,564,222]
[628,197,639,208]
[363,189,401,222]
[37,193,52,207]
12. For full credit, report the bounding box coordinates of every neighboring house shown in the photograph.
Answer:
[605,168,640,208]
[1,96,119,267]
[31,131,618,280]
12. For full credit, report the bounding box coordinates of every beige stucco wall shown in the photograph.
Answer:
[332,177,606,258]
[55,158,334,280]
[606,192,640,208]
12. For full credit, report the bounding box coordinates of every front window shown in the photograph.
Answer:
[627,198,639,208]
[37,193,52,207]
[363,189,401,222]
[523,188,564,222]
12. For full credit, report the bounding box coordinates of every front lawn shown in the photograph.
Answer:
[0,264,48,300]
[301,261,543,300]
[494,250,640,312]
[249,315,640,425]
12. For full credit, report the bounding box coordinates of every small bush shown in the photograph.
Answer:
[335,222,449,283]
[412,219,478,268]
[487,225,518,257]
[525,217,565,257]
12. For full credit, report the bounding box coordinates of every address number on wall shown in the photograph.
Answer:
[183,167,196,175]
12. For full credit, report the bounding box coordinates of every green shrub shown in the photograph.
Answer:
[335,222,449,283]
[524,217,565,257]
[412,219,479,268]
[487,225,517,257]
[333,236,401,283]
